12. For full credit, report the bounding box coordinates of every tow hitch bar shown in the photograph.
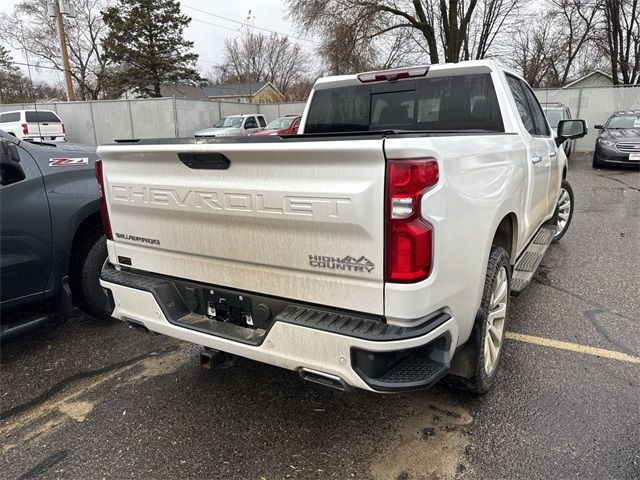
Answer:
[199,348,227,369]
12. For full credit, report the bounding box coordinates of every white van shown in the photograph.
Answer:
[0,109,66,143]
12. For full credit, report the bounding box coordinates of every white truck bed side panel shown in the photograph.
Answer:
[383,134,527,344]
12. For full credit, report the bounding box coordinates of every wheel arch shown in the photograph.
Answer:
[69,210,104,267]
[67,209,104,284]
[491,213,518,265]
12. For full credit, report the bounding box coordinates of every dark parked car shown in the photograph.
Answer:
[593,111,640,169]
[0,131,109,338]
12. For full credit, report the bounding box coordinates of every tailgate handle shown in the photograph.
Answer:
[178,152,230,170]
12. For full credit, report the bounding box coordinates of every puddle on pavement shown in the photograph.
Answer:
[0,349,188,452]
[371,395,473,480]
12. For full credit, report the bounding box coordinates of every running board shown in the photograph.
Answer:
[511,226,556,296]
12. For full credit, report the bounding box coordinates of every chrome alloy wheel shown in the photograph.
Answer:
[484,266,508,375]
[555,187,572,239]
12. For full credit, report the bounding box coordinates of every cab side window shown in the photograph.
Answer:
[519,79,550,137]
[258,116,266,127]
[0,112,20,123]
[506,75,536,136]
[244,117,257,129]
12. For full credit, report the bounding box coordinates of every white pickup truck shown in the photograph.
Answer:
[97,60,587,394]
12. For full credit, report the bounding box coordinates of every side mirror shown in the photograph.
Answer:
[0,141,25,186]
[594,124,604,130]
[556,119,588,146]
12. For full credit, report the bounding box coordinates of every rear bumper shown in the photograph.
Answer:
[100,265,458,392]
[24,135,66,143]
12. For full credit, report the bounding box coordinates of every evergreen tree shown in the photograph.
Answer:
[101,0,203,97]
[0,45,32,103]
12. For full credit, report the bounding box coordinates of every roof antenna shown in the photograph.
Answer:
[18,22,44,142]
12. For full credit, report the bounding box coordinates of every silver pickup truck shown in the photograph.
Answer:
[98,60,587,394]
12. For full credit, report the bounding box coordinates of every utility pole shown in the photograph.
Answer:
[49,0,76,101]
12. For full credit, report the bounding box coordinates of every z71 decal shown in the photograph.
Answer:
[49,157,89,167]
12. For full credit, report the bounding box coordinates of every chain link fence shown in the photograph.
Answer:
[2,85,640,149]
[0,98,307,145]
[534,85,640,152]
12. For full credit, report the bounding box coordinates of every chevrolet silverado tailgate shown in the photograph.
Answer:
[98,139,386,315]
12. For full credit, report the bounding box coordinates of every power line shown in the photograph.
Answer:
[6,60,62,71]
[190,16,242,35]
[182,4,320,46]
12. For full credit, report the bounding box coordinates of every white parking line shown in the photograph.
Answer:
[506,331,640,365]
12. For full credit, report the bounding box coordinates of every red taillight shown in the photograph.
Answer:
[21,123,28,135]
[385,158,439,283]
[95,159,113,240]
[357,65,429,83]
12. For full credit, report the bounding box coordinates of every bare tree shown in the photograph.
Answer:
[547,0,603,85]
[214,31,311,99]
[287,0,525,71]
[508,14,561,87]
[603,0,640,84]
[464,0,521,60]
[0,0,110,99]
[284,78,317,101]
[1,44,67,102]
[504,0,616,87]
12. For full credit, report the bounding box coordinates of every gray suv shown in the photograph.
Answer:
[542,102,574,158]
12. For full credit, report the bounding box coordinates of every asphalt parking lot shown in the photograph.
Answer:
[1,152,638,480]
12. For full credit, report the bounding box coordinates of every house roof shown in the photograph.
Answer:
[157,84,210,100]
[563,70,613,89]
[203,81,277,98]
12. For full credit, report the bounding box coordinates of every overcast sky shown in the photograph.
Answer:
[0,0,316,84]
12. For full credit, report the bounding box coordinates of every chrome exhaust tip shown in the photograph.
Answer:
[299,367,348,391]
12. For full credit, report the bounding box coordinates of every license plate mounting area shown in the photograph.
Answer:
[204,288,254,328]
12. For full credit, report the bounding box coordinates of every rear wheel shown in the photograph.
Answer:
[458,246,511,394]
[70,228,111,319]
[551,180,574,243]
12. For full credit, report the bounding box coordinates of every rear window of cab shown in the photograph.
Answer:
[25,111,62,123]
[305,73,504,134]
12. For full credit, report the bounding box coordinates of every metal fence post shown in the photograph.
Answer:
[576,88,583,118]
[127,99,135,138]
[172,96,179,138]
[88,100,98,145]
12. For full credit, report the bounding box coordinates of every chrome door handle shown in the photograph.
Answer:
[531,156,543,164]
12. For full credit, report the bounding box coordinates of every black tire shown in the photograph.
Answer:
[592,154,604,169]
[70,228,111,319]
[458,246,511,395]
[551,179,574,244]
